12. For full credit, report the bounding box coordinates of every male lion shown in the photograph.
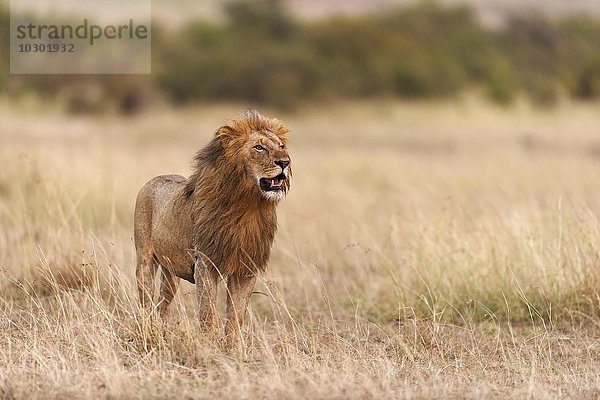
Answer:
[134,110,291,348]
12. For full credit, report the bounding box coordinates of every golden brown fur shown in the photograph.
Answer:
[133,110,291,348]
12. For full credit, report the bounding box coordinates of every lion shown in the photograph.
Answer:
[133,109,291,348]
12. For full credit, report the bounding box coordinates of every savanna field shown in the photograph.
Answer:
[0,98,599,399]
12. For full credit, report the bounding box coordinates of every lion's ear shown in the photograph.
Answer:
[270,119,290,142]
[215,125,234,139]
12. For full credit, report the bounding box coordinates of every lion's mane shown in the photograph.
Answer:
[181,111,290,277]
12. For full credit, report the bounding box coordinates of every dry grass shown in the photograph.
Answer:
[0,98,599,399]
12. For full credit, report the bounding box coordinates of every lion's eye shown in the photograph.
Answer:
[280,144,285,149]
[254,145,266,152]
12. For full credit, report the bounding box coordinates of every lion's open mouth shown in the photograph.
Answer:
[260,173,286,192]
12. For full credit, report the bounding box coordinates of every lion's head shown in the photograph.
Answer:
[215,109,292,202]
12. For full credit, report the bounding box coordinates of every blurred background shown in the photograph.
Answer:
[2,0,600,112]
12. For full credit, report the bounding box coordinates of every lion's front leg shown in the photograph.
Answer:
[194,258,219,336]
[224,272,257,350]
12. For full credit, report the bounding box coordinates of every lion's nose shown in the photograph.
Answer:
[274,159,290,170]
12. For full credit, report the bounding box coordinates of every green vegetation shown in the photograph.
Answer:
[3,1,600,111]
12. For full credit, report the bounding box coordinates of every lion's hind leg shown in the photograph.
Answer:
[135,248,158,310]
[134,183,160,311]
[158,267,179,319]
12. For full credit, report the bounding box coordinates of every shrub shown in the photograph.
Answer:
[5,1,600,111]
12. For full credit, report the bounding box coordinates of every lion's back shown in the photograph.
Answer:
[136,174,185,213]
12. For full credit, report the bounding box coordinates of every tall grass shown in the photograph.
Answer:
[0,100,599,398]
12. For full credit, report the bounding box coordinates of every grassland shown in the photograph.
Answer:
[0,98,599,398]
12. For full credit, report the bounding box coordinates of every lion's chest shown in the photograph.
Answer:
[195,210,276,276]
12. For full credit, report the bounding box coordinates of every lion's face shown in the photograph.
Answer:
[215,110,291,202]
[245,130,291,202]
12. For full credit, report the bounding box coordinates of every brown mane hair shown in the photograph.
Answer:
[182,110,289,277]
